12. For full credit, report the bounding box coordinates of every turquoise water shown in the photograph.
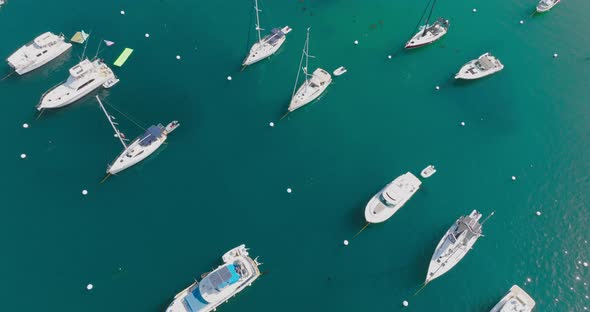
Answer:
[1,0,589,311]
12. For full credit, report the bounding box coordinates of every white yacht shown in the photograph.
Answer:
[364,172,422,223]
[536,0,560,12]
[95,96,180,175]
[425,210,483,284]
[7,32,72,75]
[490,285,536,312]
[165,245,261,312]
[455,53,504,80]
[242,0,291,66]
[287,28,331,113]
[37,59,118,110]
[406,18,449,49]
[421,165,436,178]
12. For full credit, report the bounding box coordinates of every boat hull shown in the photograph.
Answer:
[108,135,166,174]
[490,285,536,312]
[165,245,261,312]
[364,172,421,223]
[405,28,447,49]
[288,68,332,112]
[536,0,560,12]
[7,34,72,76]
[243,37,286,66]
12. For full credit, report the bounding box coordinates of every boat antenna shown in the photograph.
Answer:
[80,30,92,61]
[254,0,263,43]
[480,211,495,226]
[92,39,103,61]
[422,0,438,36]
[95,95,128,149]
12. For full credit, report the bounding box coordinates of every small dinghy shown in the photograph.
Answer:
[333,66,347,76]
[165,120,180,134]
[421,165,436,178]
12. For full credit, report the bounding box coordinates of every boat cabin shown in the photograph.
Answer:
[69,59,94,78]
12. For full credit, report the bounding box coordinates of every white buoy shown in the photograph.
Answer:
[145,33,150,38]
[269,122,275,127]
[227,76,232,81]
[520,20,524,24]
[402,300,409,307]
[82,190,88,196]
[553,53,558,58]
[20,153,26,159]
[526,277,532,283]
[576,276,581,280]
[354,40,359,45]
[435,86,440,90]
[114,133,118,138]
[512,176,517,181]
[583,262,588,267]
[176,55,181,60]
[460,121,465,126]
[120,10,125,15]
[86,283,94,290]
[343,240,349,246]
[536,211,542,216]
[287,188,292,193]
[387,55,392,59]
[473,8,477,13]
[565,250,569,254]
[23,123,29,129]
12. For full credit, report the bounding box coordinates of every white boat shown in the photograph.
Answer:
[405,0,450,50]
[37,59,117,110]
[0,0,5,6]
[536,0,560,12]
[421,165,436,178]
[165,245,261,312]
[7,32,72,75]
[333,66,347,76]
[455,52,504,80]
[364,172,422,223]
[95,96,179,175]
[288,28,331,113]
[490,285,536,312]
[425,210,483,283]
[242,0,291,66]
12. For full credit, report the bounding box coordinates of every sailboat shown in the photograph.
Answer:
[405,0,450,49]
[95,96,179,175]
[287,28,332,113]
[242,0,291,66]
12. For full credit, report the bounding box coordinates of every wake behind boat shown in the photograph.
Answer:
[287,28,331,113]
[38,59,118,110]
[242,0,291,66]
[455,53,504,80]
[95,96,179,175]
[536,0,560,12]
[425,210,483,284]
[490,285,536,312]
[364,172,422,223]
[165,245,261,312]
[405,0,449,49]
[7,32,72,75]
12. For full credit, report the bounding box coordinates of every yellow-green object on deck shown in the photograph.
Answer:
[113,48,134,67]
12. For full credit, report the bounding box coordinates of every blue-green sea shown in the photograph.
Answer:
[1,0,589,311]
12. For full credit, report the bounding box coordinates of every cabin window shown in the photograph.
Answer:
[42,50,48,54]
[36,53,42,57]
[77,79,95,91]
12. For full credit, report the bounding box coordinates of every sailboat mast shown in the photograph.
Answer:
[254,0,262,43]
[423,0,438,36]
[95,96,128,149]
[304,27,310,84]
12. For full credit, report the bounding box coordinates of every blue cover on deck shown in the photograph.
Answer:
[183,288,209,312]
[210,264,240,290]
[267,28,285,44]
[139,125,163,146]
